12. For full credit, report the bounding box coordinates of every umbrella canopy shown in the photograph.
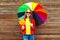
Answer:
[17,2,47,26]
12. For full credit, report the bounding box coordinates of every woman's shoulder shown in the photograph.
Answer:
[31,18,35,22]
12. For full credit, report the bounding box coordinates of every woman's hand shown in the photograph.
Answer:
[22,25,25,31]
[31,23,33,28]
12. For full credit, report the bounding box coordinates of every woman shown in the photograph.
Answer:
[19,10,36,40]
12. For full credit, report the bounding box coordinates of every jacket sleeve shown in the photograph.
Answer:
[19,25,22,31]
[33,19,36,31]
[18,19,26,31]
[18,21,25,31]
[19,24,25,31]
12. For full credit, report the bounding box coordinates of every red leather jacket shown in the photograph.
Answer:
[19,18,36,35]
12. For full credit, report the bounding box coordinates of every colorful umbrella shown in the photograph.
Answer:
[17,2,47,26]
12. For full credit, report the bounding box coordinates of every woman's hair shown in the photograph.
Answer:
[24,10,32,21]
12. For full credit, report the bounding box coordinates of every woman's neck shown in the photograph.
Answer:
[27,16,29,18]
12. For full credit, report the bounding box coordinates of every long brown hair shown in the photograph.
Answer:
[24,10,32,21]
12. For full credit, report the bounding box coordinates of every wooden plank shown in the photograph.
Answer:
[35,35,60,40]
[0,10,17,14]
[0,7,18,10]
[0,14,18,19]
[0,1,24,6]
[35,35,60,38]
[0,21,18,26]
[0,0,18,2]
[0,35,60,40]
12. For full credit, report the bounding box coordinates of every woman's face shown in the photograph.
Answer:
[25,10,32,17]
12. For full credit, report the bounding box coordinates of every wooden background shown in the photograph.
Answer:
[0,0,60,40]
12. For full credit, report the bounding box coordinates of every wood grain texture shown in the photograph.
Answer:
[0,0,60,40]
